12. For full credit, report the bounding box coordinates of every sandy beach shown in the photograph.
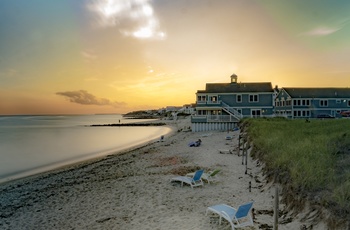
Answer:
[0,118,327,230]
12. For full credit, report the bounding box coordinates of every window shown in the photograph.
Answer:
[293,99,304,106]
[299,99,310,106]
[249,94,258,102]
[251,109,261,117]
[320,100,328,107]
[197,95,206,102]
[348,100,350,107]
[236,94,242,103]
[209,96,217,103]
[293,110,310,118]
[336,99,341,104]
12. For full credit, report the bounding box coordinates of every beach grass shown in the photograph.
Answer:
[243,118,350,216]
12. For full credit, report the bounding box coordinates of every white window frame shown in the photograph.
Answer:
[236,94,242,103]
[249,94,259,103]
[319,100,328,107]
[209,95,218,103]
[197,95,206,103]
[251,109,261,117]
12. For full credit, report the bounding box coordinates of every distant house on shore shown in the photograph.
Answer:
[191,74,275,132]
[164,105,195,120]
[275,87,350,119]
[178,104,196,115]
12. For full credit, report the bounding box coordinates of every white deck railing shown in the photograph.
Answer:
[192,115,240,122]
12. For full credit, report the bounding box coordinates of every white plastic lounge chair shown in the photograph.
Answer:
[187,169,221,184]
[206,202,254,230]
[171,169,204,188]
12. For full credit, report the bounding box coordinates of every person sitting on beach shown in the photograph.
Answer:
[188,139,202,147]
[160,135,164,142]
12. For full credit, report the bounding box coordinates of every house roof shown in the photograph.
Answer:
[197,82,273,93]
[283,87,350,98]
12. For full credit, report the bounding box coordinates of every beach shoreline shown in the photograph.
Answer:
[0,119,175,185]
[0,117,328,230]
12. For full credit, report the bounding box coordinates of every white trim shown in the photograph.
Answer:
[236,94,242,103]
[249,94,259,103]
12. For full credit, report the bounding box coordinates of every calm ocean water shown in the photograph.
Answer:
[0,114,171,183]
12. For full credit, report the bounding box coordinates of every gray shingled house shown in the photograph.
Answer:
[191,74,275,132]
[275,87,350,119]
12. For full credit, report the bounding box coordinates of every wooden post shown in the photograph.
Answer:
[273,185,279,230]
[241,137,246,165]
[245,146,248,166]
[242,142,245,165]
[238,135,241,156]
[245,147,248,174]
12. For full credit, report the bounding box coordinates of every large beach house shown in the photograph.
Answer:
[191,74,275,132]
[275,87,350,119]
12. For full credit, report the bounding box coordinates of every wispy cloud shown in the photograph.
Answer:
[302,26,340,36]
[109,71,182,95]
[81,51,97,61]
[56,90,126,108]
[0,68,18,78]
[88,0,166,40]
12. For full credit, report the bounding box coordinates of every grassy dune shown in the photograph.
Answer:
[243,118,350,224]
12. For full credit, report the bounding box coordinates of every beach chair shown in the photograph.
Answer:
[186,169,221,184]
[171,169,204,188]
[202,169,221,184]
[206,201,254,230]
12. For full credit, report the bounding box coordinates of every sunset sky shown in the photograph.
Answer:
[1,0,350,115]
